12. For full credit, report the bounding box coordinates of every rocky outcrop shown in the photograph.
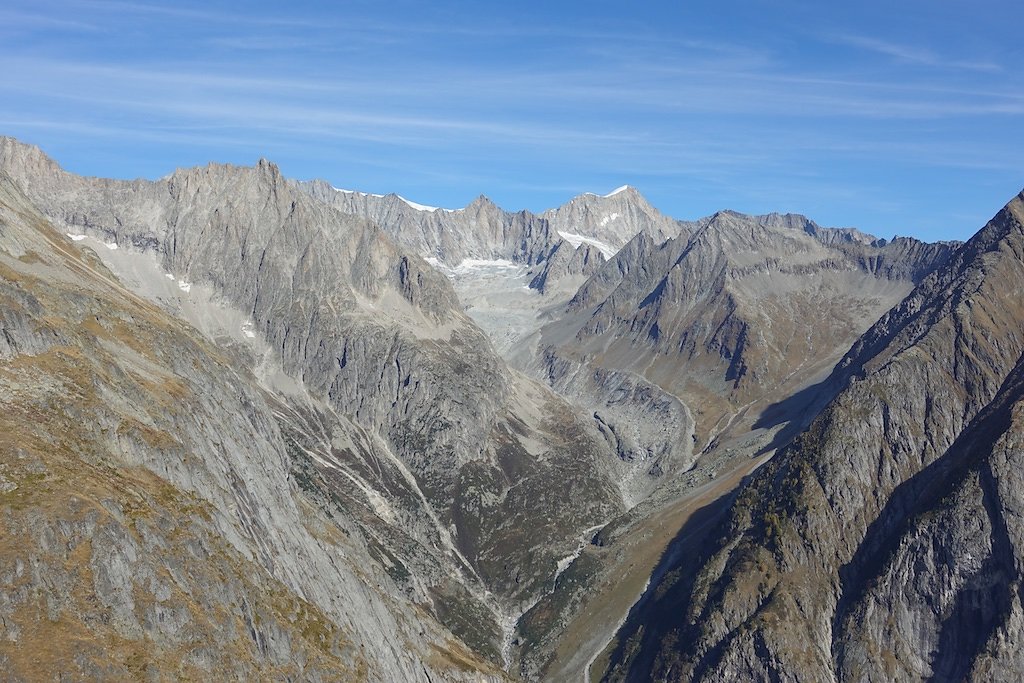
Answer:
[529,241,606,295]
[603,191,1024,682]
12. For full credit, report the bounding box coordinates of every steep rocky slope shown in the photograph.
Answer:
[529,241,607,297]
[0,138,627,672]
[0,172,501,681]
[602,191,1024,681]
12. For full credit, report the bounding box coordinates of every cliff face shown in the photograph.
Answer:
[603,193,1024,682]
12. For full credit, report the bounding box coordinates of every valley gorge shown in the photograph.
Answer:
[2,135,1022,683]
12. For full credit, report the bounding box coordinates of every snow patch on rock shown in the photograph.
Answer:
[557,231,618,259]
[397,195,442,212]
[331,186,384,198]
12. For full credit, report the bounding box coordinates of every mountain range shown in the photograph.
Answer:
[1,135,1020,682]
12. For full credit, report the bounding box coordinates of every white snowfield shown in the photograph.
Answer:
[425,256,522,275]
[557,231,618,260]
[604,184,631,197]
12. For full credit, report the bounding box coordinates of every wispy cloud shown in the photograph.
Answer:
[831,34,1001,72]
[0,8,101,32]
[69,0,328,28]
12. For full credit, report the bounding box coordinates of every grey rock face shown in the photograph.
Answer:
[603,192,1024,682]
[529,241,607,296]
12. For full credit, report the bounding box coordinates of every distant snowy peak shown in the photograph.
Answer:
[541,183,683,255]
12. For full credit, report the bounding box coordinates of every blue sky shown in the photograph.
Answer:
[2,0,1022,241]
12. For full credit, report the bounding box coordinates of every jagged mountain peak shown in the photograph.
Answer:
[167,157,288,194]
[297,175,671,270]
[565,183,651,210]
[0,136,60,175]
[543,184,681,254]
[464,193,503,212]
